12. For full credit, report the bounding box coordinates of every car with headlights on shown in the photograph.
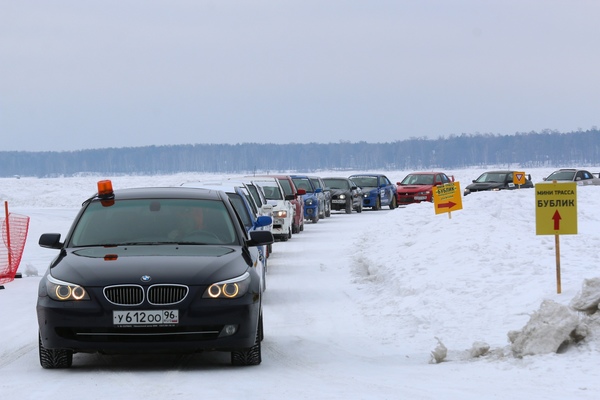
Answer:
[245,176,295,241]
[36,180,273,368]
[349,173,397,210]
[543,168,600,186]
[255,175,305,234]
[290,174,325,223]
[396,172,454,205]
[322,177,363,213]
[463,170,534,195]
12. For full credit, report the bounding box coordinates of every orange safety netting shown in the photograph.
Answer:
[0,212,30,285]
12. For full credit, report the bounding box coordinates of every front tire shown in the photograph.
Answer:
[231,315,262,366]
[373,197,381,211]
[39,333,73,369]
[345,201,352,214]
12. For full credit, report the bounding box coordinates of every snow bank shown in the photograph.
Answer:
[508,299,580,357]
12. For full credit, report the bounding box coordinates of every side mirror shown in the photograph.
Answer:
[39,233,63,249]
[247,230,274,247]
[284,194,296,201]
[315,188,323,193]
[296,189,306,196]
[396,182,401,186]
[254,216,272,229]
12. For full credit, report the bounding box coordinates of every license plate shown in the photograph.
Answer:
[332,200,345,203]
[415,196,427,200]
[113,310,179,326]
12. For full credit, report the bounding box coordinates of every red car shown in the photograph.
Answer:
[396,172,454,205]
[259,175,305,234]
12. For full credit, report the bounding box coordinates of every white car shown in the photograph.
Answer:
[243,177,295,241]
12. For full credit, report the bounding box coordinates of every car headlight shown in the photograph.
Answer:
[339,194,346,200]
[305,199,314,206]
[273,210,288,218]
[417,191,431,195]
[46,275,90,301]
[203,272,251,299]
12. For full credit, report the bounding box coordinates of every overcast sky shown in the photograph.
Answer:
[1,1,599,152]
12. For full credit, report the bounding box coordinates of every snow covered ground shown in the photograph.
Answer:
[2,167,600,399]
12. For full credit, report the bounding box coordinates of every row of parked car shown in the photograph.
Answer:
[36,172,401,369]
[36,168,599,369]
[394,168,600,202]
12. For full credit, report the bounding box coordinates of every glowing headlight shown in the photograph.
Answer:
[305,199,314,205]
[204,272,251,299]
[46,275,90,301]
[273,210,288,218]
[339,194,346,200]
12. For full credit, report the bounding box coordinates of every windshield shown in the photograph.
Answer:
[400,174,434,185]
[351,176,378,187]
[259,184,283,200]
[227,193,252,231]
[277,178,293,196]
[292,178,313,193]
[323,179,350,190]
[546,170,576,181]
[475,172,507,183]
[70,198,237,246]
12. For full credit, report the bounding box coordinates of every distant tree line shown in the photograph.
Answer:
[0,130,598,177]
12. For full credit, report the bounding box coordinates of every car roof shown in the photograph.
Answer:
[181,181,243,194]
[349,173,387,177]
[405,171,447,175]
[108,186,225,201]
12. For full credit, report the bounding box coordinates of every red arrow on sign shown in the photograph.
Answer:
[516,173,523,181]
[552,210,562,230]
[437,201,456,210]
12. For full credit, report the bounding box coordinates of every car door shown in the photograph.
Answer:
[379,176,394,205]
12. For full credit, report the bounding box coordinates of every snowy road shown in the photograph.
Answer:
[2,171,600,399]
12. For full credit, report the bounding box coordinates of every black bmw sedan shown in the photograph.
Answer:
[36,180,273,368]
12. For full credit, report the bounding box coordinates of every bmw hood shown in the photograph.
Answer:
[48,245,250,287]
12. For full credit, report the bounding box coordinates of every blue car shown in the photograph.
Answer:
[290,175,325,223]
[349,174,397,210]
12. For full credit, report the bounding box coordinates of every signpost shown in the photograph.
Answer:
[513,171,526,187]
[433,182,463,218]
[535,182,577,293]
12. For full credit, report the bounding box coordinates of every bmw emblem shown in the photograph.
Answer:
[141,275,152,282]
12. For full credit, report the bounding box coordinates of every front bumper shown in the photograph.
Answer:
[37,288,260,353]
[330,199,350,211]
[397,194,430,204]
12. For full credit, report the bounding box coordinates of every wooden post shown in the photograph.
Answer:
[555,234,561,294]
